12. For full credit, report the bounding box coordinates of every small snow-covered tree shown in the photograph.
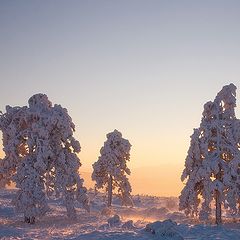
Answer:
[0,93,89,223]
[179,83,240,224]
[92,129,133,207]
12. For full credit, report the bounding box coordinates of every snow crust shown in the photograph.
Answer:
[145,219,184,239]
[1,189,240,239]
[108,214,121,227]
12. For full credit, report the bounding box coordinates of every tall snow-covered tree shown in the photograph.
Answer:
[179,83,240,224]
[92,129,133,207]
[0,94,89,223]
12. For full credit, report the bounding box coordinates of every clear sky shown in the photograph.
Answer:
[0,1,240,196]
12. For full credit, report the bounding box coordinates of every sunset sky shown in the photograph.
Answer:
[0,1,240,196]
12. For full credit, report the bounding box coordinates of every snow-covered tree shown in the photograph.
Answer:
[179,83,240,224]
[0,93,89,223]
[92,129,133,207]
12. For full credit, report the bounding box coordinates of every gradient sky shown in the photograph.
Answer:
[0,1,240,196]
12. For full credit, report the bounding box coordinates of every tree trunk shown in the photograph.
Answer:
[215,170,222,225]
[29,216,35,224]
[215,189,222,224]
[108,175,113,207]
[24,216,35,224]
[24,216,30,223]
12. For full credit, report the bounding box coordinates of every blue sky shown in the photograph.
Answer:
[0,1,240,195]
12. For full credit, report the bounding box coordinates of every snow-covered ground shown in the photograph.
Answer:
[1,189,240,239]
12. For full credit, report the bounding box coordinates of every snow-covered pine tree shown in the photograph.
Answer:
[179,83,240,224]
[0,93,89,222]
[92,129,133,207]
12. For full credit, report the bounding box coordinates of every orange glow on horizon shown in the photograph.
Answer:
[0,132,187,197]
[81,164,184,197]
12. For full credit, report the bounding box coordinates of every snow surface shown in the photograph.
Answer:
[1,189,240,239]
